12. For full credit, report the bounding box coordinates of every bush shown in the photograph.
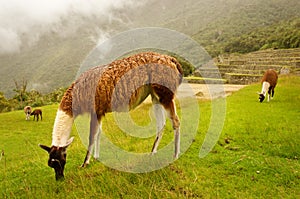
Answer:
[0,92,11,112]
[0,87,67,113]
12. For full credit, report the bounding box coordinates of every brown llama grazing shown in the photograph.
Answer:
[24,106,32,120]
[39,52,183,180]
[31,109,42,121]
[258,69,278,102]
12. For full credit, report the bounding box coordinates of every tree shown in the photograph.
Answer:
[13,78,28,109]
[0,92,10,112]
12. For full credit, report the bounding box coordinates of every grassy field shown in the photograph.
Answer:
[0,75,299,198]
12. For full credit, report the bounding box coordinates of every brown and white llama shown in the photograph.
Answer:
[258,69,278,102]
[31,109,42,121]
[24,106,32,120]
[39,52,183,180]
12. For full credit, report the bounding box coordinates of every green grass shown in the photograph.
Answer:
[224,73,262,77]
[184,76,227,84]
[1,76,299,198]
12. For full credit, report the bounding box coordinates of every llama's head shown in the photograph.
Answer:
[25,109,31,115]
[39,138,73,180]
[258,93,265,102]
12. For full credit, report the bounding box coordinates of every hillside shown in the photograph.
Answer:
[222,18,300,54]
[193,1,300,56]
[1,0,300,97]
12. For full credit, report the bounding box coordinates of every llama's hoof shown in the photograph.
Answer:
[81,162,89,168]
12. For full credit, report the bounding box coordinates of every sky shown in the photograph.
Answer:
[0,0,145,54]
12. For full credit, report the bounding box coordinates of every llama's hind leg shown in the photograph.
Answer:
[93,121,102,160]
[151,96,166,155]
[151,97,180,158]
[82,113,100,167]
[164,100,180,159]
[271,88,275,99]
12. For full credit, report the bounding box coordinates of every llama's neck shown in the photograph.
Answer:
[261,81,270,96]
[52,109,74,147]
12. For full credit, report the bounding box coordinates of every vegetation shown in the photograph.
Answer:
[193,0,300,56]
[1,75,299,198]
[0,92,10,113]
[173,55,195,76]
[223,18,300,54]
[184,76,227,84]
[0,83,66,113]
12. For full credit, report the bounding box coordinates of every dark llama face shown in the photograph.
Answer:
[39,145,68,180]
[259,93,265,102]
[25,109,31,117]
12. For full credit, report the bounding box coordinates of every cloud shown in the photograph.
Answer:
[0,0,144,54]
[0,28,21,54]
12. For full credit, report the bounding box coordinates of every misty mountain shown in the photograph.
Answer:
[1,0,300,97]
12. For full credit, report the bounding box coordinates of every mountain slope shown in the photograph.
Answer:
[1,0,300,97]
[193,0,300,56]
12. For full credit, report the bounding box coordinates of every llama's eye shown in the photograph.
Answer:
[48,159,54,167]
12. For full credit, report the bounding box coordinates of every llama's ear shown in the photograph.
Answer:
[256,92,261,95]
[64,137,74,148]
[39,144,51,153]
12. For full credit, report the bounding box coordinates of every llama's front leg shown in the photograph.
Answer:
[151,103,166,155]
[82,113,99,167]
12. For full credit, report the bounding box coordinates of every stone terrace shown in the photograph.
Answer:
[192,48,300,84]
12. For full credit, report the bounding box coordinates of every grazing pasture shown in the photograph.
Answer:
[0,76,299,198]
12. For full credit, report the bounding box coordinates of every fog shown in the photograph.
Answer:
[0,0,144,54]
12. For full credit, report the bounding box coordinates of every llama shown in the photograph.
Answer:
[258,69,278,102]
[31,109,42,121]
[39,52,183,180]
[24,106,32,120]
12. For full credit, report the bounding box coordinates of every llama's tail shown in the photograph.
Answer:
[171,57,183,84]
